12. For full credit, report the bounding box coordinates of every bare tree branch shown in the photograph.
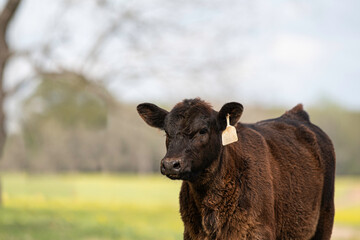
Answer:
[0,0,22,91]
[0,0,21,38]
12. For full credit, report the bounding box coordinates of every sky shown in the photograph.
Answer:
[1,0,360,124]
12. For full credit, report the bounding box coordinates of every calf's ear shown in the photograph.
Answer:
[137,103,168,130]
[217,102,243,131]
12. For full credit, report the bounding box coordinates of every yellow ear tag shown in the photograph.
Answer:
[222,114,238,146]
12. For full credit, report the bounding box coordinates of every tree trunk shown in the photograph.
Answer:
[0,0,22,206]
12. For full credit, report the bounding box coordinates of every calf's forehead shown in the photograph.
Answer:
[164,105,214,133]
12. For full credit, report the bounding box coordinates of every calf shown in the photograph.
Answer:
[137,98,335,240]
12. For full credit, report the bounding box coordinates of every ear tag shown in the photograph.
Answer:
[222,114,238,146]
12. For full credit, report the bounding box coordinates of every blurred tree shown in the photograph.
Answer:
[18,97,165,174]
[23,71,113,155]
[0,0,175,176]
[25,72,111,128]
[0,0,21,205]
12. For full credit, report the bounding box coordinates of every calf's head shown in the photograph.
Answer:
[137,98,243,181]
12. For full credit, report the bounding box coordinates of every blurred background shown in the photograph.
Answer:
[0,0,359,239]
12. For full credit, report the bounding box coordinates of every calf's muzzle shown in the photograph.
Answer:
[161,157,182,176]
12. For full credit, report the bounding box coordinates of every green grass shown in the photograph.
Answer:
[0,174,183,240]
[0,174,359,240]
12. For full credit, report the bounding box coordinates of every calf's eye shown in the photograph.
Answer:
[199,128,208,135]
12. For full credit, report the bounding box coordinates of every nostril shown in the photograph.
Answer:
[173,161,181,170]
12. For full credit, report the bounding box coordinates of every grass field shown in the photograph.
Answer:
[0,174,359,240]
